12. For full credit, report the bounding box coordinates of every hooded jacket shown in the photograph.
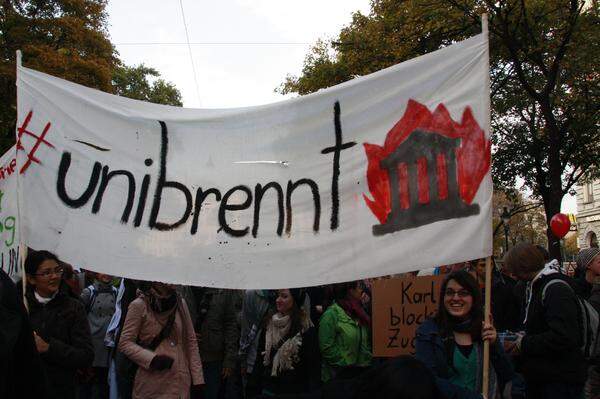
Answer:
[519,264,587,384]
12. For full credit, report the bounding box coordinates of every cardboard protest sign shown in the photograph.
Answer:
[16,32,491,288]
[372,275,444,356]
[0,147,20,281]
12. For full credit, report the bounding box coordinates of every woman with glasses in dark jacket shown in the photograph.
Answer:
[415,271,513,399]
[24,250,94,399]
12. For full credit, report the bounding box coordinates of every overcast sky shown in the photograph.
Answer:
[106,0,577,214]
[107,0,370,108]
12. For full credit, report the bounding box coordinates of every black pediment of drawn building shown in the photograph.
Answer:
[373,129,479,236]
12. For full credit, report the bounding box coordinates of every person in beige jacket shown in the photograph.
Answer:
[119,282,204,399]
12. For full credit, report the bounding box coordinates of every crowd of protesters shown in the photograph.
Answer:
[1,243,599,399]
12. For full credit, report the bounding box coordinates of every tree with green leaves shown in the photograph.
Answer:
[112,64,182,106]
[1,0,183,155]
[1,0,117,152]
[280,0,599,261]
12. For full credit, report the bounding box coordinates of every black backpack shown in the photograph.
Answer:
[542,279,600,360]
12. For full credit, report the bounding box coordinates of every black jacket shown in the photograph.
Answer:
[588,283,600,312]
[573,273,592,300]
[26,286,94,399]
[491,272,523,332]
[0,271,47,399]
[261,326,321,396]
[187,287,241,368]
[520,272,587,384]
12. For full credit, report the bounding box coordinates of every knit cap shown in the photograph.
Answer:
[576,248,600,270]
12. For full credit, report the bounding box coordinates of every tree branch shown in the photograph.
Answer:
[493,8,542,102]
[543,0,581,97]
[519,0,549,77]
[564,167,586,194]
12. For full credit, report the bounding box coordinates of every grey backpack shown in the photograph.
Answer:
[542,279,600,360]
[85,284,117,313]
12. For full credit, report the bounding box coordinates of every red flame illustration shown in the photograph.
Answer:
[363,100,491,224]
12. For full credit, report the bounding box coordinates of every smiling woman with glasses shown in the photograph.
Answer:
[415,270,514,399]
[24,250,93,399]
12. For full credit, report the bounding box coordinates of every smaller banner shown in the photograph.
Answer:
[372,275,443,356]
[0,147,20,281]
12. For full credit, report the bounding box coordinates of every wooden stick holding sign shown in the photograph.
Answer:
[482,256,492,398]
[480,12,492,398]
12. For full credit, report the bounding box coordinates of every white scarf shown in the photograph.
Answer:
[263,312,313,376]
[523,260,562,324]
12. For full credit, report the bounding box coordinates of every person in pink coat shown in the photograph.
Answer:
[119,282,204,398]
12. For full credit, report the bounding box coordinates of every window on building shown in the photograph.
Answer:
[584,182,595,203]
[589,232,599,248]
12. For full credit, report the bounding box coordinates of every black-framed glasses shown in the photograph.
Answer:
[444,289,471,298]
[33,267,64,277]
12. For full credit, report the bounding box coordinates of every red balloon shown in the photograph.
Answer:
[550,213,571,238]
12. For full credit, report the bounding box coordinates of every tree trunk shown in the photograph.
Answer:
[543,197,563,263]
[539,95,565,264]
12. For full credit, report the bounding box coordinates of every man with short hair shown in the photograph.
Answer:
[504,243,586,399]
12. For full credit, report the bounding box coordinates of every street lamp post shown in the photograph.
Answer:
[500,206,511,253]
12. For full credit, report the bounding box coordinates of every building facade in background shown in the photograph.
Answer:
[576,179,600,248]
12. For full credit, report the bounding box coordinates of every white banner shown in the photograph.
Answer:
[0,147,20,281]
[16,33,492,288]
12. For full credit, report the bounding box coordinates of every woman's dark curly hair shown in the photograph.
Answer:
[434,270,483,341]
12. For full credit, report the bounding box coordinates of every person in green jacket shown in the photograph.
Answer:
[318,281,372,382]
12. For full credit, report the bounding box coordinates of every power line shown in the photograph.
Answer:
[114,42,312,46]
[178,0,202,105]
